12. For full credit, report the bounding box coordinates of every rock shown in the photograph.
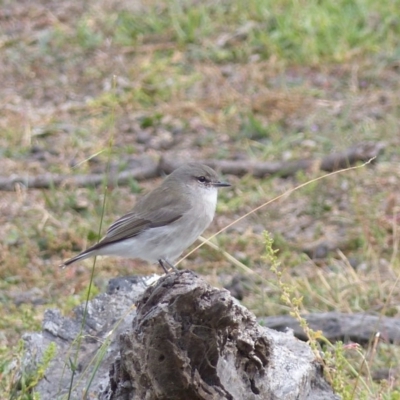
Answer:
[22,275,151,399]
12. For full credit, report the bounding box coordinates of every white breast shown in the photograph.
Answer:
[197,186,218,221]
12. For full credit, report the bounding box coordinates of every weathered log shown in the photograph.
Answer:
[20,271,338,399]
[260,312,400,345]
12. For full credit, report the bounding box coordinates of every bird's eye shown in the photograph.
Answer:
[197,176,207,183]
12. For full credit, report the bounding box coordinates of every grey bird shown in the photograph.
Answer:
[61,163,230,272]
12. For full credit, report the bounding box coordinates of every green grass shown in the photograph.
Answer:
[112,0,400,64]
[1,0,400,398]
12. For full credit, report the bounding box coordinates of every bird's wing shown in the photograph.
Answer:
[97,185,192,247]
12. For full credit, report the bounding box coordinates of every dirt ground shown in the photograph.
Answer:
[1,0,400,396]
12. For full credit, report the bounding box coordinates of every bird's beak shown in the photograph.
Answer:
[212,181,231,188]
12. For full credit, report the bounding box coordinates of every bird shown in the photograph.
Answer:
[60,163,230,273]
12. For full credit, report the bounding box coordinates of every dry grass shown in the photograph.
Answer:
[1,0,400,397]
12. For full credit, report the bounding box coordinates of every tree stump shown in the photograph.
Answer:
[21,271,338,399]
[102,271,338,400]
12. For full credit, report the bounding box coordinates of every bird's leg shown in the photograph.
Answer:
[158,259,178,273]
[158,259,169,274]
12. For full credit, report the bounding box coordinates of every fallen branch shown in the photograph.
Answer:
[260,311,400,345]
[161,141,386,177]
[0,141,385,190]
[0,160,160,191]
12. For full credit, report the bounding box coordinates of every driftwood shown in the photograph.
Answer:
[261,312,400,345]
[20,272,338,400]
[0,141,385,190]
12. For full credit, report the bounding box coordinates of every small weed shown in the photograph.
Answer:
[264,231,400,397]
[114,8,171,46]
[75,18,103,50]
[0,340,56,400]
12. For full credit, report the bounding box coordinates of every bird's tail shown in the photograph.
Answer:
[60,236,115,268]
[60,248,96,268]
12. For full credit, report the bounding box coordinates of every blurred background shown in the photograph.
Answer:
[1,0,400,395]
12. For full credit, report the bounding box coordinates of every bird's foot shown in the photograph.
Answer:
[158,259,178,274]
